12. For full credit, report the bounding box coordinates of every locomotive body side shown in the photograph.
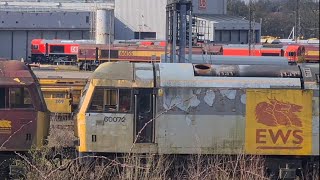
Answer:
[303,44,319,62]
[222,44,305,63]
[78,44,164,63]
[75,62,318,157]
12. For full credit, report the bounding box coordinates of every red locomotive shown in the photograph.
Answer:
[30,39,93,64]
[222,44,306,63]
[30,38,318,65]
[30,39,166,64]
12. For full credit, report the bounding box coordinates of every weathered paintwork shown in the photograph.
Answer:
[245,89,313,155]
[0,60,49,152]
[75,62,319,156]
[91,62,154,88]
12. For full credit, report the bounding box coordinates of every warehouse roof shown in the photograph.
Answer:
[196,14,261,30]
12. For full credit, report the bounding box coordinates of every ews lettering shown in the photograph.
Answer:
[256,129,303,145]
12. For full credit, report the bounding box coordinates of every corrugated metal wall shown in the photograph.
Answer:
[115,0,227,40]
[0,30,90,60]
[114,0,167,40]
[0,11,95,60]
[214,30,260,44]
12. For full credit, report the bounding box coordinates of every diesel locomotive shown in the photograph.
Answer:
[0,60,50,176]
[75,62,319,178]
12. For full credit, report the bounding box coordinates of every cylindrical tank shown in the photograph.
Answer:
[96,9,114,44]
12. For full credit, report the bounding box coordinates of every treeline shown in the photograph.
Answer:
[227,0,319,39]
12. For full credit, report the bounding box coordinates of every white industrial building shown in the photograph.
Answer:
[114,0,227,40]
[0,0,261,60]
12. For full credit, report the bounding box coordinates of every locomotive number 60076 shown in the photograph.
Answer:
[104,116,126,123]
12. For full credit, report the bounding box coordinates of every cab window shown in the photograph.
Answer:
[88,88,131,113]
[10,88,34,108]
[288,52,296,57]
[0,87,34,109]
[32,45,39,50]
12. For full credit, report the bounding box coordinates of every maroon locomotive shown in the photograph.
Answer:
[0,60,50,177]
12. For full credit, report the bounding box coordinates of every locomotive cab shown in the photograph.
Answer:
[75,62,156,153]
[0,60,50,151]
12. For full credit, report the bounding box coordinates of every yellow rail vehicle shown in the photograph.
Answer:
[41,87,73,114]
[34,70,91,115]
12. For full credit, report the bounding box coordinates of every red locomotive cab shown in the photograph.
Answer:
[284,45,305,63]
[31,39,46,55]
[30,39,79,64]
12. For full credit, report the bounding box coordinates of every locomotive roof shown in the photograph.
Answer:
[79,44,165,50]
[91,62,154,88]
[33,70,92,79]
[32,39,95,45]
[0,60,35,85]
[163,55,289,65]
[223,44,302,50]
[89,62,303,89]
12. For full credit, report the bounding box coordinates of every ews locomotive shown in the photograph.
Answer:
[75,62,319,179]
[0,60,50,177]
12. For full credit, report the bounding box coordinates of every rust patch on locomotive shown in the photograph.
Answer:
[245,89,312,155]
[255,98,303,127]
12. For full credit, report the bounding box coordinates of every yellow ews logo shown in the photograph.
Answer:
[245,89,312,155]
[0,120,12,134]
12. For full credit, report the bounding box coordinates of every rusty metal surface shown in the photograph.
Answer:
[159,63,302,88]
[193,64,301,78]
